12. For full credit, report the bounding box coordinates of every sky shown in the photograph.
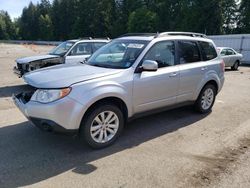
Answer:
[0,0,52,20]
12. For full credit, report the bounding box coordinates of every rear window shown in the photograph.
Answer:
[92,42,107,52]
[178,41,201,63]
[199,41,217,60]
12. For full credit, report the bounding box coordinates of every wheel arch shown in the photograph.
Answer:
[194,78,220,101]
[79,96,129,131]
[204,80,218,94]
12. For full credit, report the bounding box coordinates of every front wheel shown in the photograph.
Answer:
[80,104,124,149]
[195,84,217,113]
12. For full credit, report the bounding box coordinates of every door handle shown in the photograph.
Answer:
[169,72,178,77]
[201,67,208,71]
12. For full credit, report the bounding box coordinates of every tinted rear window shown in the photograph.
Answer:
[199,41,217,60]
[92,42,107,52]
[178,41,201,63]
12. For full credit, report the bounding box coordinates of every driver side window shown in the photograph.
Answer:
[70,43,92,56]
[143,41,175,68]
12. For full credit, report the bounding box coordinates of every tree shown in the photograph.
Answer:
[0,11,16,39]
[1,0,243,40]
[237,0,250,33]
[221,0,238,34]
[128,7,158,32]
[38,14,53,40]
[19,2,40,40]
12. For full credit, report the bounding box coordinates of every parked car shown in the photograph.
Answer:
[217,47,243,70]
[13,38,109,77]
[13,32,224,148]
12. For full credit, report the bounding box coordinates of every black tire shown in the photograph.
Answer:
[80,104,124,149]
[231,61,239,70]
[194,84,217,114]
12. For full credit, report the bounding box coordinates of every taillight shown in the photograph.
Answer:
[220,60,225,72]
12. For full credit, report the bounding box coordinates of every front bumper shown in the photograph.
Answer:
[13,92,84,134]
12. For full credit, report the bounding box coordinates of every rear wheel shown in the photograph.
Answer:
[231,61,239,70]
[195,84,216,113]
[80,104,124,149]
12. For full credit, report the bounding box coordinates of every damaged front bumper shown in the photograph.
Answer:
[13,66,23,77]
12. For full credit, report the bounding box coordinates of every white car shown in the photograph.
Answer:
[217,47,243,70]
[14,38,109,77]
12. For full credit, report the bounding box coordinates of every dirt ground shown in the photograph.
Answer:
[0,44,250,188]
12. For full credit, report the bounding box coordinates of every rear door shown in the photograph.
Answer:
[177,40,207,103]
[65,42,92,64]
[226,48,237,66]
[220,49,231,67]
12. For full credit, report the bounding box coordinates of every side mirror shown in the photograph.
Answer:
[141,60,158,72]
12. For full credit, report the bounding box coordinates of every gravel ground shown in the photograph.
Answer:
[0,44,250,188]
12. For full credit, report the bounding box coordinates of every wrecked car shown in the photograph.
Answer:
[13,38,109,77]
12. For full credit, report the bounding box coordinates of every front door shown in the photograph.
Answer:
[133,41,179,114]
[65,42,92,64]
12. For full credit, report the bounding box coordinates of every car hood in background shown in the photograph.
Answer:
[16,54,60,64]
[24,64,123,88]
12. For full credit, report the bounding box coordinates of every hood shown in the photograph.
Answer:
[24,64,123,88]
[16,54,60,64]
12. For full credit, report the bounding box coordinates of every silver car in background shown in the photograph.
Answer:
[217,47,243,70]
[13,32,225,149]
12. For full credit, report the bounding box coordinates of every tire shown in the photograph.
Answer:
[194,84,217,114]
[231,61,239,70]
[80,104,124,149]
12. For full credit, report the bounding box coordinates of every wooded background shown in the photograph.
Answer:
[0,0,249,41]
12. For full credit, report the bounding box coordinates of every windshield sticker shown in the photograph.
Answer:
[127,44,144,49]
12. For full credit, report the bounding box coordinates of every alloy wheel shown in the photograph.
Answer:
[90,111,119,143]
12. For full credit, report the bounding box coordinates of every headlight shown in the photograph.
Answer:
[31,88,71,103]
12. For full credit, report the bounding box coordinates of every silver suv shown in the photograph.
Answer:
[13,32,225,148]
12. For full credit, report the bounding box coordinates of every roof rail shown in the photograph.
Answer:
[79,37,93,40]
[156,32,207,38]
[120,33,157,37]
[78,37,110,40]
[93,37,111,40]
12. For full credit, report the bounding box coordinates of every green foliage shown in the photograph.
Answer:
[1,0,250,40]
[38,14,53,40]
[237,0,250,33]
[128,7,158,32]
[0,11,16,39]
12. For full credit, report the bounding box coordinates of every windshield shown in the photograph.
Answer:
[49,41,75,56]
[87,40,149,69]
